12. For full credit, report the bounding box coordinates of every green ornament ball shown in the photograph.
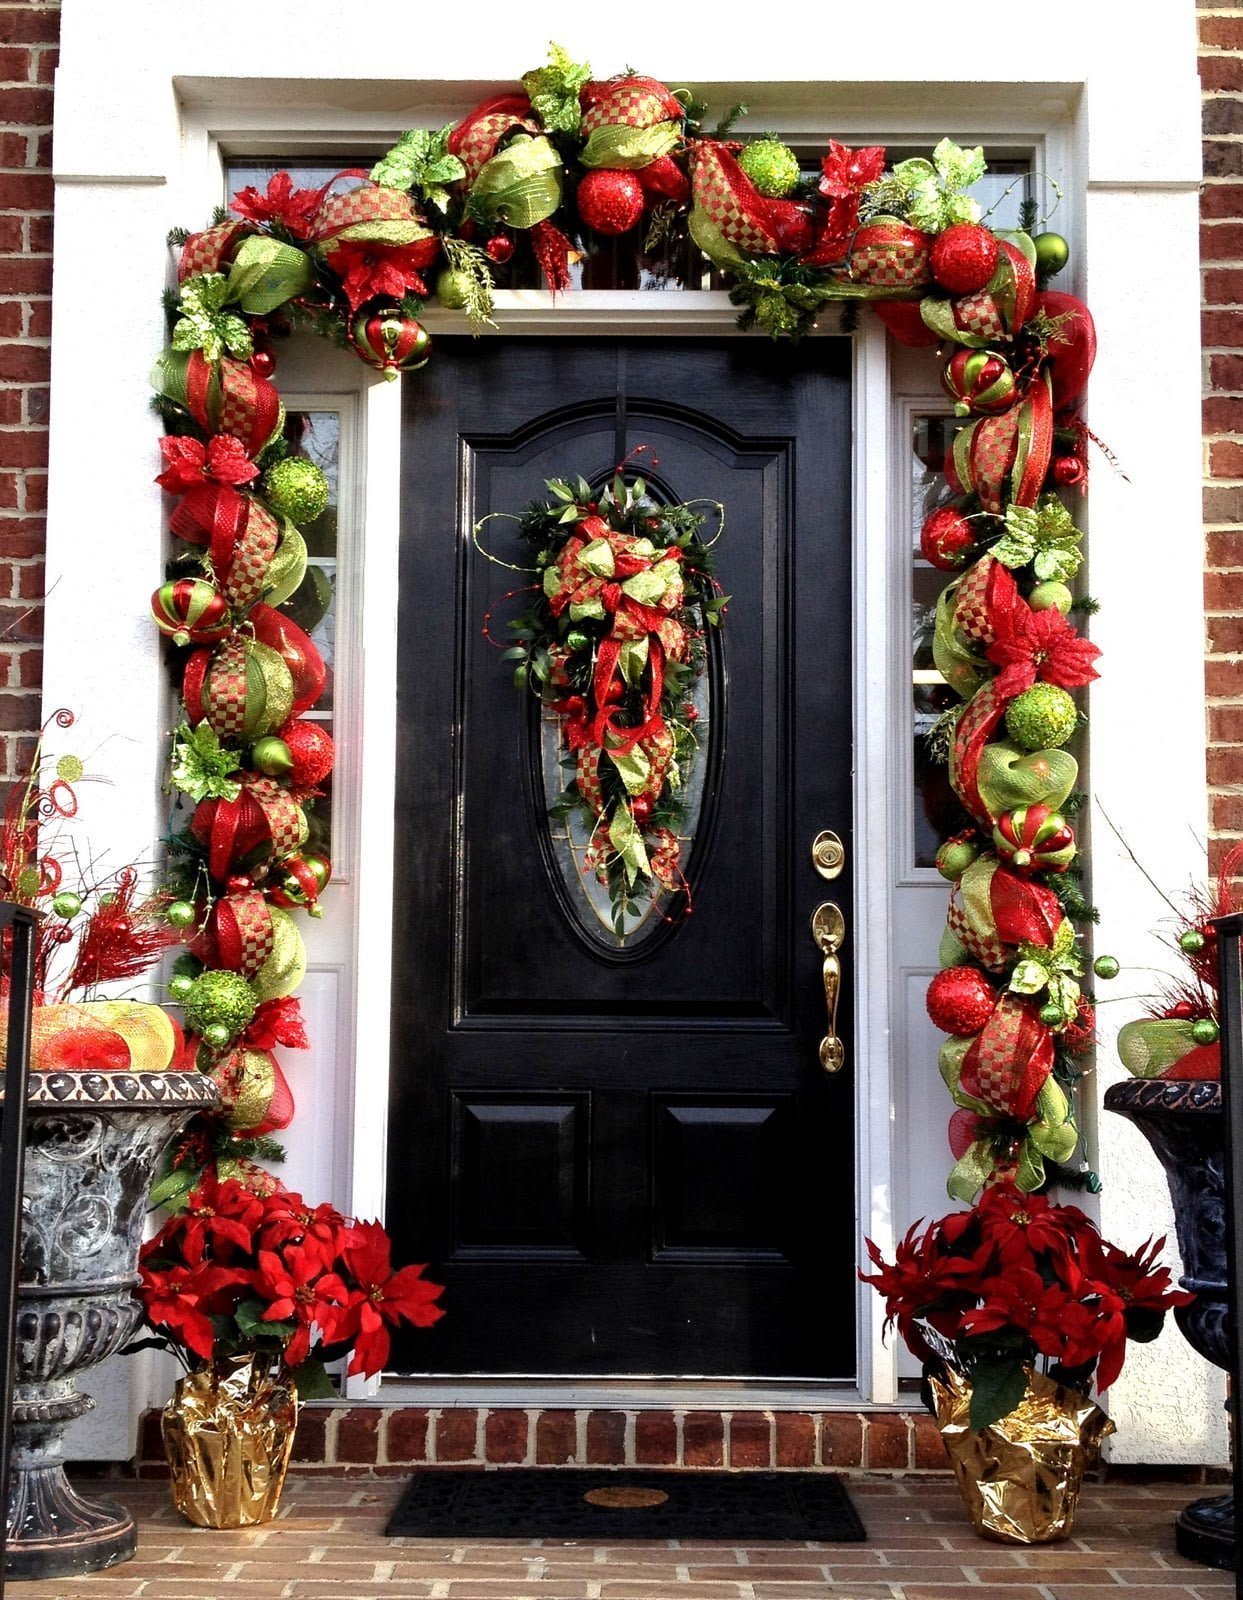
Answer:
[1179,928,1207,954]
[1093,954,1120,980]
[51,890,82,919]
[738,139,801,199]
[262,457,330,527]
[203,1022,232,1050]
[1033,232,1070,278]
[168,973,195,1002]
[936,838,981,881]
[1028,581,1073,615]
[1039,1002,1063,1027]
[565,630,590,652]
[166,900,197,930]
[182,968,258,1044]
[1192,1017,1220,1047]
[1005,684,1079,752]
[251,735,294,778]
[436,269,474,309]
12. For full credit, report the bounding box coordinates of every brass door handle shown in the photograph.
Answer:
[811,902,846,1074]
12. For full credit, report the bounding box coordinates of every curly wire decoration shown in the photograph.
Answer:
[44,707,75,734]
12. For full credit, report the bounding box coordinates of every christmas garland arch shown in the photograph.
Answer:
[149,44,1106,1212]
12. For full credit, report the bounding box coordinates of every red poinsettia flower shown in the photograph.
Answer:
[818,139,886,200]
[258,1191,348,1254]
[139,1261,248,1363]
[975,1183,1091,1270]
[1085,1234,1194,1314]
[253,1239,351,1367]
[231,172,323,241]
[986,600,1102,700]
[178,1171,266,1267]
[243,996,310,1052]
[322,237,440,314]
[155,433,259,493]
[339,1219,445,1378]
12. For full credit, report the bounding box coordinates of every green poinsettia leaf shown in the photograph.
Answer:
[1032,547,1082,582]
[169,721,243,802]
[292,1357,337,1399]
[522,42,592,134]
[1009,958,1048,996]
[892,156,935,188]
[608,804,651,886]
[172,275,254,361]
[966,1356,1029,1431]
[992,530,1036,570]
[933,137,987,191]
[234,1297,292,1341]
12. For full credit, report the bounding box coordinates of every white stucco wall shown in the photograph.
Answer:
[47,0,1218,1461]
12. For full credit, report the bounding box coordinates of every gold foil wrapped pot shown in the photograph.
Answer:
[929,1368,1114,1544]
[162,1353,300,1528]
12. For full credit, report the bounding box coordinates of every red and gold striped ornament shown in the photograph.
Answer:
[348,307,431,379]
[991,805,1076,874]
[941,349,1017,418]
[151,578,232,647]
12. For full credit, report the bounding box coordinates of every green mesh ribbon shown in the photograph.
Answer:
[262,523,308,608]
[224,236,314,316]
[470,135,563,229]
[1117,1017,1199,1078]
[939,925,970,968]
[580,122,680,170]
[976,741,1079,816]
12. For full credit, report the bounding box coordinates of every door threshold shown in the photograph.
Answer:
[375,1377,886,1411]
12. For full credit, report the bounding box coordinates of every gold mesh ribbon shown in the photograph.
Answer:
[929,1368,1114,1544]
[163,1354,299,1528]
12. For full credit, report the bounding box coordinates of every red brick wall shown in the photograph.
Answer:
[1201,11,1243,872]
[0,1,56,790]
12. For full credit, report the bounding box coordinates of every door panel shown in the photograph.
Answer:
[388,338,854,1377]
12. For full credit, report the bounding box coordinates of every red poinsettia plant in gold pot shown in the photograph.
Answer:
[134,1176,443,1527]
[862,1183,1190,1431]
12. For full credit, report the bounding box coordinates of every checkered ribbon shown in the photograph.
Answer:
[448,95,537,186]
[952,556,1019,648]
[580,76,683,134]
[575,746,606,817]
[220,501,279,611]
[179,221,251,282]
[171,485,277,611]
[950,680,1008,823]
[212,890,275,977]
[689,141,812,258]
[245,775,305,861]
[952,288,1006,343]
[848,221,932,289]
[203,637,250,740]
[961,993,1053,1122]
[964,409,1021,516]
[311,179,426,243]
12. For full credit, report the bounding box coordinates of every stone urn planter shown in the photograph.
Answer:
[3,1067,216,1582]
[1103,1077,1232,1570]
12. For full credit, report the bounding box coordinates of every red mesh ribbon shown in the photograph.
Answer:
[185,352,282,460]
[990,866,1063,949]
[952,555,1019,648]
[950,680,1008,824]
[171,486,278,612]
[690,141,813,257]
[961,994,1053,1122]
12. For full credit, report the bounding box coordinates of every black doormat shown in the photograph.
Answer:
[385,1468,867,1542]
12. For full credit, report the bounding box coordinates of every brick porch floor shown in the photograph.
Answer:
[12,1471,1237,1600]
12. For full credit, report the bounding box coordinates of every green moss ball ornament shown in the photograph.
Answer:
[262,458,330,526]
[1179,928,1207,954]
[1093,954,1120,980]
[182,969,258,1045]
[436,269,474,309]
[1028,581,1073,615]
[1004,684,1079,751]
[738,139,801,198]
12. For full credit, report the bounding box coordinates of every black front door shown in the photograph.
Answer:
[387,337,854,1378]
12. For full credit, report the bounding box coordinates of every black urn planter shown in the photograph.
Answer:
[2,1068,216,1582]
[1104,1077,1233,1570]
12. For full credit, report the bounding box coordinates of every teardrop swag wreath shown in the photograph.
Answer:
[149,47,1108,1240]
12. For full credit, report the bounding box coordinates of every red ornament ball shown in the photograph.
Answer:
[927,966,998,1036]
[929,224,999,295]
[250,348,276,379]
[577,168,645,236]
[1051,454,1086,488]
[920,506,975,571]
[278,719,335,789]
[485,233,515,264]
